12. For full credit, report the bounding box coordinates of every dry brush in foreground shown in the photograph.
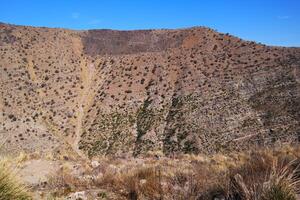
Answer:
[44,146,300,199]
[0,160,31,200]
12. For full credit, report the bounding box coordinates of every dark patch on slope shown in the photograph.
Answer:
[0,24,18,45]
[249,81,300,125]
[81,29,186,56]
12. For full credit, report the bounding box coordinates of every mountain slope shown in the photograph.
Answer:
[1,23,299,157]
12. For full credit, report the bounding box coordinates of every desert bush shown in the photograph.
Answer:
[0,161,31,200]
[220,151,300,200]
[261,159,300,200]
[97,166,163,200]
[47,167,91,197]
[262,184,296,200]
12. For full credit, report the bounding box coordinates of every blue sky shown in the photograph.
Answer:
[0,0,299,47]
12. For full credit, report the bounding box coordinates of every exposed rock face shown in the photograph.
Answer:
[0,23,299,157]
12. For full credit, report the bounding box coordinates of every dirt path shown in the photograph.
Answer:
[73,59,95,158]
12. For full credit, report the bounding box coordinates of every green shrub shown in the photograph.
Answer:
[262,184,296,200]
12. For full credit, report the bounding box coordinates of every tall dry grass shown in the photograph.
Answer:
[0,161,31,200]
[45,146,300,199]
[206,149,300,200]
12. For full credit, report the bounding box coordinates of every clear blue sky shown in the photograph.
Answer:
[1,0,299,47]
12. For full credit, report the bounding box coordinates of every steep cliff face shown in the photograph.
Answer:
[1,23,299,157]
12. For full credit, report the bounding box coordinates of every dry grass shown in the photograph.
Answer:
[261,158,300,200]
[47,165,92,197]
[43,146,300,199]
[0,161,31,200]
[212,148,300,200]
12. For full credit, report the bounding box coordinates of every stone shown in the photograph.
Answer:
[67,191,87,200]
[91,160,100,168]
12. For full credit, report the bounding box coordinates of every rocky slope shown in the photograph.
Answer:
[0,23,299,157]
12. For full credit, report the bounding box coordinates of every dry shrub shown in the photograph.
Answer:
[99,163,222,200]
[47,167,91,197]
[97,166,163,200]
[261,159,300,200]
[215,150,300,200]
[165,165,218,200]
[136,167,163,199]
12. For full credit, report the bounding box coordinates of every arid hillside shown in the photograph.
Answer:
[1,23,300,157]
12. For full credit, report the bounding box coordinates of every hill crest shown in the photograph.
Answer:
[0,23,299,157]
